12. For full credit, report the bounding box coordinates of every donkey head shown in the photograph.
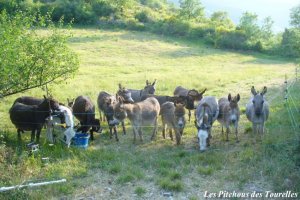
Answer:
[113,95,127,122]
[43,95,60,112]
[174,102,186,133]
[188,88,206,101]
[118,83,134,103]
[227,93,240,123]
[195,104,212,152]
[251,86,267,116]
[143,79,157,95]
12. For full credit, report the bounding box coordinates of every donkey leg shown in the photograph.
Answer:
[169,129,173,141]
[188,110,191,122]
[30,129,35,143]
[122,121,126,135]
[235,123,239,142]
[132,125,138,143]
[175,129,181,145]
[36,129,41,143]
[114,126,119,142]
[109,126,113,139]
[17,129,22,141]
[138,127,143,142]
[226,126,230,142]
[162,123,166,139]
[151,118,158,141]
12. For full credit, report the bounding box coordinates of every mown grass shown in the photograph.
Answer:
[0,27,299,199]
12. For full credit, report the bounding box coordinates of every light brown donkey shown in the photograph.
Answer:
[113,97,160,143]
[161,102,186,145]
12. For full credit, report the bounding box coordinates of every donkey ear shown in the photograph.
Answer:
[200,88,207,95]
[152,79,157,86]
[251,86,257,95]
[146,80,149,85]
[118,83,122,90]
[261,86,267,95]
[43,95,47,99]
[228,93,232,101]
[236,94,240,102]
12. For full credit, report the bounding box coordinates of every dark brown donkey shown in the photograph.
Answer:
[9,96,60,143]
[173,86,206,122]
[69,96,101,140]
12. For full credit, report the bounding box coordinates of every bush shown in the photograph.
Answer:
[189,25,215,38]
[161,17,191,36]
[218,30,248,50]
[135,8,154,23]
[51,1,97,24]
[91,0,116,18]
[126,18,146,31]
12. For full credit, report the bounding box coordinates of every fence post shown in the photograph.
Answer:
[284,74,288,104]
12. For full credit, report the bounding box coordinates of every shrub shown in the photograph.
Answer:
[161,17,191,36]
[218,30,248,50]
[91,0,116,18]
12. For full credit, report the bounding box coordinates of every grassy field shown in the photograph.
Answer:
[0,28,299,199]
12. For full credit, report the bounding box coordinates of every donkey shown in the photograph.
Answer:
[217,94,240,142]
[128,79,157,102]
[195,96,219,152]
[113,96,160,143]
[161,102,186,145]
[246,86,269,135]
[97,85,134,141]
[98,84,134,122]
[69,96,101,140]
[9,96,60,143]
[174,86,207,122]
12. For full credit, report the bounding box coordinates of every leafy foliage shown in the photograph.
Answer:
[178,0,204,22]
[0,11,79,97]
[290,4,300,28]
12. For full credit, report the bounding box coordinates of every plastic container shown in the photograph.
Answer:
[72,133,90,149]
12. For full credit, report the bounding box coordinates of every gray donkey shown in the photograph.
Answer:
[113,96,160,143]
[128,80,157,102]
[195,96,219,152]
[246,86,269,135]
[217,94,240,142]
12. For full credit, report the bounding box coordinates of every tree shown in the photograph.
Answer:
[260,16,274,41]
[237,12,260,43]
[0,11,79,98]
[290,4,300,28]
[281,28,300,57]
[179,0,204,22]
[210,11,234,29]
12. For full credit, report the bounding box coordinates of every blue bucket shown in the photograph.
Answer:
[72,133,90,149]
